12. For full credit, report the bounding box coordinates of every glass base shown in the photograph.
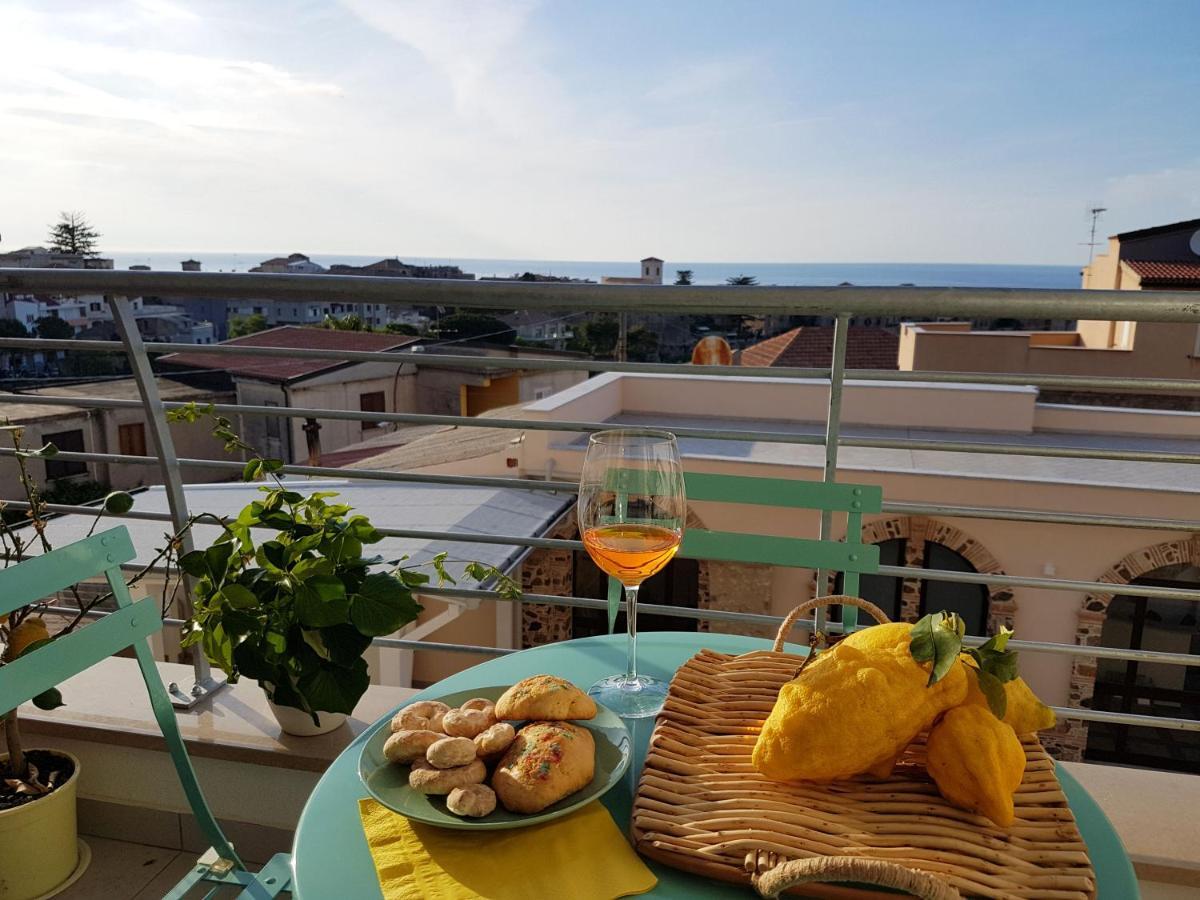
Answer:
[588,674,669,719]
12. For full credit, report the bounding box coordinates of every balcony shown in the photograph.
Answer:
[1,268,1198,898]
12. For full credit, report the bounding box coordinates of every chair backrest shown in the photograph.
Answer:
[680,473,883,630]
[0,527,242,868]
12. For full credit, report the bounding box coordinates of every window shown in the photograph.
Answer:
[118,422,147,457]
[360,391,386,430]
[572,549,699,637]
[42,429,86,479]
[835,538,904,621]
[1086,565,1200,773]
[919,542,989,635]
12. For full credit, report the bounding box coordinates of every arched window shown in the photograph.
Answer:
[571,549,699,637]
[1086,563,1200,774]
[919,542,990,636]
[834,538,905,621]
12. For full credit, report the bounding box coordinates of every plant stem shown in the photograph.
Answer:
[2,710,24,780]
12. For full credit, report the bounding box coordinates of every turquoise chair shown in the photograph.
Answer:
[0,527,291,898]
[679,473,883,630]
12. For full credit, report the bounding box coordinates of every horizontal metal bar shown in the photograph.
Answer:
[3,331,1199,394]
[877,564,1200,601]
[5,268,1200,321]
[0,447,576,492]
[843,435,1200,465]
[1050,705,1200,733]
[882,500,1200,533]
[370,636,515,656]
[0,335,831,380]
[962,634,1200,667]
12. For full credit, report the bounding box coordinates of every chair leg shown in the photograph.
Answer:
[162,851,292,899]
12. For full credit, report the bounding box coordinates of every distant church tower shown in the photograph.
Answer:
[641,256,663,284]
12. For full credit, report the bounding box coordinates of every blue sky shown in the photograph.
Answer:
[1,1,1197,264]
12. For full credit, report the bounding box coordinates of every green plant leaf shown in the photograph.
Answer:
[301,628,331,661]
[221,608,259,637]
[257,541,288,572]
[909,611,963,686]
[32,687,64,710]
[292,557,334,580]
[204,542,234,580]
[350,573,421,636]
[232,638,278,682]
[219,584,258,609]
[202,622,234,672]
[179,550,208,578]
[298,658,370,715]
[974,667,1008,719]
[242,459,263,482]
[103,491,134,514]
[319,624,374,668]
[294,575,349,627]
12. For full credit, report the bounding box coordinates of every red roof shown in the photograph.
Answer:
[739,326,899,370]
[159,326,419,382]
[1124,260,1200,286]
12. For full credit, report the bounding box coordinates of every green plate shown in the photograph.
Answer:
[358,685,632,830]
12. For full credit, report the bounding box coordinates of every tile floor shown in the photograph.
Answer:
[57,837,288,899]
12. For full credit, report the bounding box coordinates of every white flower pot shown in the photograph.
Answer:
[0,749,90,900]
[265,698,348,736]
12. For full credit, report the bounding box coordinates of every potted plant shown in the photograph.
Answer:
[0,428,179,900]
[169,405,518,735]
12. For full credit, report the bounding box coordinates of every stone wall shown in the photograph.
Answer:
[697,560,775,638]
[520,516,578,648]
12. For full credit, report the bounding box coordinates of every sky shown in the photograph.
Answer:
[1,1,1198,265]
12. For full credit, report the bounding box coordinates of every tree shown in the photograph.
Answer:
[47,211,101,256]
[726,274,758,286]
[674,270,694,286]
[567,315,619,358]
[228,313,270,338]
[0,320,28,338]
[323,313,366,331]
[384,322,420,336]
[437,313,516,344]
[626,326,659,362]
[35,316,74,339]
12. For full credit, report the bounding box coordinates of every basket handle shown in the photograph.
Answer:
[772,595,891,652]
[747,851,961,900]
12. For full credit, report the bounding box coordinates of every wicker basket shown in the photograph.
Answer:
[631,598,1096,899]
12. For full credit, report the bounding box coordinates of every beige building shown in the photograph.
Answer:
[899,218,1200,407]
[159,326,587,465]
[344,370,1200,772]
[0,378,233,493]
[601,256,664,285]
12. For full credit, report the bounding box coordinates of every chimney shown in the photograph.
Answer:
[181,259,202,271]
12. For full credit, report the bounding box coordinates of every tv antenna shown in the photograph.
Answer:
[1081,206,1107,264]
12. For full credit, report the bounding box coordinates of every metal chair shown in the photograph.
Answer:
[679,473,883,629]
[0,527,291,898]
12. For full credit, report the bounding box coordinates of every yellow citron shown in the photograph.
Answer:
[962,668,1057,734]
[926,704,1025,827]
[7,616,49,659]
[753,622,967,782]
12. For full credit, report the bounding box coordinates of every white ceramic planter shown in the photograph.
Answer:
[265,698,348,736]
[0,750,89,900]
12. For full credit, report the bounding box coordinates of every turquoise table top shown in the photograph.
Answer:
[291,632,1138,899]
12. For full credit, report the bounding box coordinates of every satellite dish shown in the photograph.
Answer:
[1190,229,1200,257]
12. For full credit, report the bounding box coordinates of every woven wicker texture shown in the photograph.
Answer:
[632,647,1096,899]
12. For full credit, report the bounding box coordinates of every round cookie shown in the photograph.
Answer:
[383,729,441,764]
[392,700,450,733]
[442,708,491,739]
[447,784,497,818]
[474,722,516,757]
[426,736,477,769]
[408,758,486,795]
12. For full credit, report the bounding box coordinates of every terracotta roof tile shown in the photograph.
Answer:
[738,326,899,370]
[1124,260,1200,285]
[158,326,419,382]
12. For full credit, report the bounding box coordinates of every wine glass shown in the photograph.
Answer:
[578,429,685,718]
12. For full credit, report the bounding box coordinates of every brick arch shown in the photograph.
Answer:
[1053,535,1200,760]
[821,515,1015,633]
[521,504,713,648]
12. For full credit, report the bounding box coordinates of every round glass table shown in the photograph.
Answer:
[291,632,1137,898]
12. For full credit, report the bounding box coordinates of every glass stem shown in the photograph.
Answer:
[625,584,639,683]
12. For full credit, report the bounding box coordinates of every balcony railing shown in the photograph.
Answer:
[1,268,1199,739]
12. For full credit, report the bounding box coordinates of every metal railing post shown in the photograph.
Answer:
[814,313,851,632]
[107,294,225,707]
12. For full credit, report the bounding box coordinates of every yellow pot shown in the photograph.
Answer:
[0,750,84,900]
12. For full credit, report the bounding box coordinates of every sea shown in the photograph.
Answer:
[109,252,1081,290]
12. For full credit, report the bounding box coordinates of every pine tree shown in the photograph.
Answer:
[47,212,101,256]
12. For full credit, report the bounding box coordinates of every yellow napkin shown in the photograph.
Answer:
[358,798,657,900]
